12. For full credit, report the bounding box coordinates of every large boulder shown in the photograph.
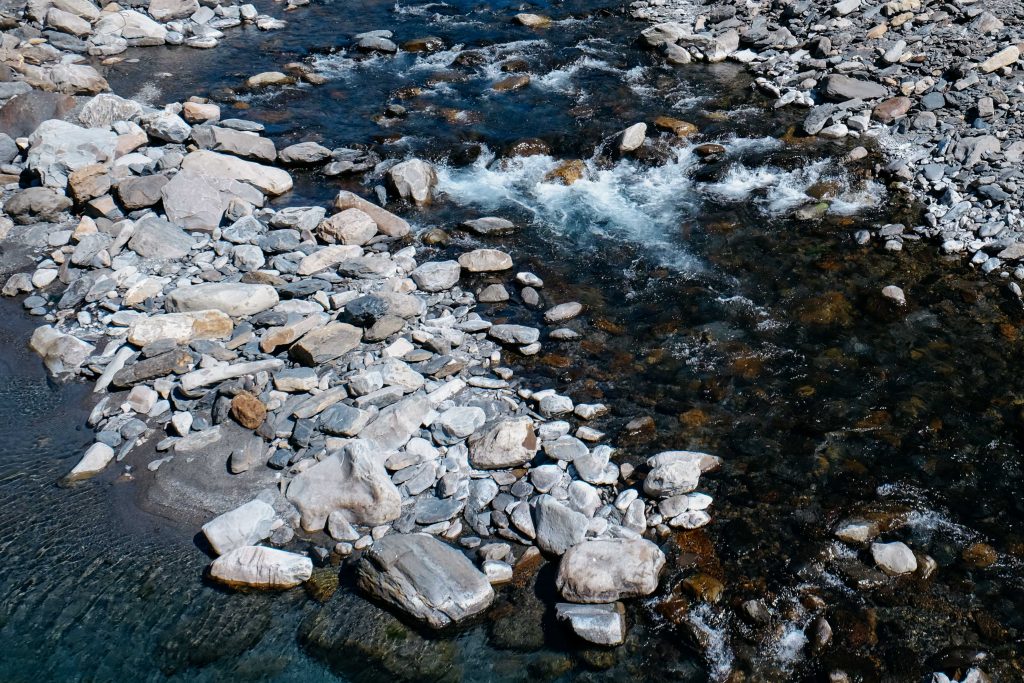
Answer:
[26,119,117,189]
[5,186,72,223]
[0,91,76,138]
[209,546,312,589]
[555,538,666,602]
[358,394,431,451]
[64,442,115,482]
[93,9,167,45]
[48,64,109,94]
[181,150,293,196]
[127,214,196,259]
[29,324,94,374]
[410,260,460,292]
[201,499,276,555]
[387,158,437,204]
[333,190,410,237]
[468,417,537,469]
[161,169,264,231]
[286,442,401,531]
[165,282,279,317]
[357,533,495,628]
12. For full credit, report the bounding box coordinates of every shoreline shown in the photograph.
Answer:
[631,0,1024,279]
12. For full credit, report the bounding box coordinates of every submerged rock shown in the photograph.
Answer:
[555,602,626,646]
[357,533,495,628]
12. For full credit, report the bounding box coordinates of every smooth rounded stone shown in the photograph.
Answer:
[644,459,701,497]
[521,287,540,307]
[408,262,458,295]
[515,12,551,27]
[462,217,515,235]
[617,122,646,152]
[436,406,486,441]
[246,71,293,88]
[468,417,538,469]
[320,208,377,245]
[166,282,279,317]
[492,75,530,92]
[549,327,580,341]
[182,101,220,123]
[556,538,665,602]
[516,271,543,288]
[127,310,232,346]
[387,158,437,204]
[482,559,513,585]
[5,186,73,223]
[64,442,115,482]
[29,325,94,375]
[669,510,711,529]
[538,393,573,417]
[533,495,588,556]
[201,499,276,555]
[834,517,880,543]
[555,603,625,646]
[458,248,513,272]
[871,541,917,575]
[647,450,722,473]
[545,435,588,462]
[872,96,912,124]
[278,141,332,165]
[488,324,539,345]
[209,545,312,589]
[881,285,906,306]
[286,442,401,531]
[127,215,196,259]
[357,533,495,628]
[477,284,509,303]
[530,464,563,493]
[544,302,582,323]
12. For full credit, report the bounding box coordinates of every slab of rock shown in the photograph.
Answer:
[127,310,232,345]
[556,538,665,602]
[179,359,284,392]
[297,244,362,275]
[320,208,377,245]
[29,325,94,374]
[357,533,495,628]
[127,215,195,259]
[166,282,279,317]
[461,217,515,235]
[278,141,331,165]
[209,546,312,589]
[555,603,626,646]
[27,119,117,189]
[469,417,538,469]
[290,321,362,365]
[387,158,437,204]
[644,459,701,497]
[533,494,587,555]
[201,499,276,555]
[286,442,402,530]
[148,0,199,21]
[161,169,264,231]
[334,190,410,237]
[359,395,431,451]
[488,324,539,345]
[458,248,513,272]
[117,174,169,210]
[980,46,1019,73]
[820,74,887,101]
[210,126,276,162]
[544,302,582,323]
[180,150,293,196]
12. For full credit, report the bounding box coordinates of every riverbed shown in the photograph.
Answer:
[4,0,1024,680]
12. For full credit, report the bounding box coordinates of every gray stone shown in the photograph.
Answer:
[127,215,195,259]
[209,546,312,589]
[533,495,587,555]
[357,533,494,628]
[166,282,279,317]
[469,417,538,469]
[556,538,666,602]
[201,498,276,555]
[555,603,626,646]
[27,119,117,189]
[820,74,887,101]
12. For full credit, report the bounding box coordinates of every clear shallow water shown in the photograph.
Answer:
[1,0,1018,680]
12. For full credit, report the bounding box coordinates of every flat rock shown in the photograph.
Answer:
[201,499,276,555]
[469,417,538,469]
[180,150,293,196]
[458,248,513,272]
[555,603,626,646]
[166,282,279,317]
[127,215,196,259]
[357,533,495,628]
[820,74,887,101]
[127,310,232,345]
[290,321,363,365]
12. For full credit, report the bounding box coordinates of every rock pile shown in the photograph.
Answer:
[632,0,1024,284]
[0,87,722,645]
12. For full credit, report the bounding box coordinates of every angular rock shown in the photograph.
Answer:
[387,158,437,204]
[127,215,195,259]
[165,282,279,317]
[180,150,293,196]
[556,538,666,602]
[333,191,410,237]
[27,119,117,189]
[458,248,512,272]
[357,533,495,628]
[201,499,276,555]
[65,442,115,482]
[209,546,312,589]
[820,74,887,101]
[290,322,362,365]
[533,495,588,555]
[555,603,626,646]
[469,417,538,469]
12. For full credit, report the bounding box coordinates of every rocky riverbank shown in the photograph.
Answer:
[632,0,1024,286]
[0,0,732,651]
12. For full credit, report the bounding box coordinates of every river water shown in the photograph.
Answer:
[4,0,1024,680]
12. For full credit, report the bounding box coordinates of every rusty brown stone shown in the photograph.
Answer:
[231,391,267,429]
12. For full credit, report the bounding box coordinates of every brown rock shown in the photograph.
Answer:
[492,75,530,92]
[962,542,998,568]
[694,143,726,158]
[545,159,586,185]
[872,96,912,123]
[653,116,698,138]
[68,164,111,203]
[231,391,267,429]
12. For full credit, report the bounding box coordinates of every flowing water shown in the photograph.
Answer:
[4,0,1024,680]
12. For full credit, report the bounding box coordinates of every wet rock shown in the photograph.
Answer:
[279,141,332,165]
[544,302,582,323]
[492,75,530,92]
[357,533,494,628]
[462,217,515,235]
[871,541,917,575]
[459,248,512,272]
[556,538,665,602]
[209,546,312,589]
[286,442,401,531]
[555,603,625,646]
[545,159,586,185]
[617,122,646,153]
[488,324,539,345]
[514,13,551,28]
[202,498,276,555]
[65,442,114,481]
